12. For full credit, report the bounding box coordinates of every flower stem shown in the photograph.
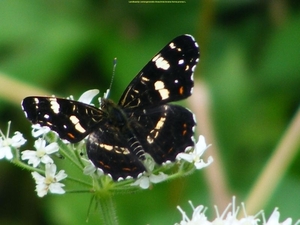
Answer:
[96,194,118,225]
[11,157,44,174]
[66,176,92,188]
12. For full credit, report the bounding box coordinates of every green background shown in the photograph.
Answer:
[0,0,300,224]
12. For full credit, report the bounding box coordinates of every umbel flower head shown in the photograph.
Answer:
[175,197,299,225]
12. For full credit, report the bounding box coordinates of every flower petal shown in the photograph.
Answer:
[34,139,46,150]
[55,170,68,181]
[195,156,213,169]
[11,132,27,148]
[83,161,96,175]
[32,172,44,183]
[40,155,54,165]
[31,124,51,137]
[78,89,99,104]
[44,142,59,154]
[46,163,57,177]
[149,172,168,183]
[49,183,65,194]
[176,152,194,162]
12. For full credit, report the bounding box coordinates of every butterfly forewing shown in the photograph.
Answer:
[118,35,199,109]
[22,97,104,142]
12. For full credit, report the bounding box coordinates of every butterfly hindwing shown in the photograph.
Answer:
[87,126,146,180]
[126,104,196,164]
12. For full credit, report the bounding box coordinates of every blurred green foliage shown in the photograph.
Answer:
[0,0,300,224]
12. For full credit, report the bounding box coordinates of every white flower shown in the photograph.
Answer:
[83,160,97,175]
[130,155,168,189]
[176,135,213,169]
[98,89,110,106]
[31,124,51,138]
[176,201,208,225]
[83,160,104,177]
[131,172,168,189]
[31,163,67,197]
[78,89,99,104]
[21,138,59,167]
[175,197,299,225]
[103,89,110,99]
[0,122,26,160]
[264,208,293,225]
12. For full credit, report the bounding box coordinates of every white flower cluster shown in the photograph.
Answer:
[20,133,67,197]
[0,121,67,198]
[175,197,299,225]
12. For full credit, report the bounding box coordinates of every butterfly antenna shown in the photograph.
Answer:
[105,58,117,99]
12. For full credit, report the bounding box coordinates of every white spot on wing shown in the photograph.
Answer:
[99,143,113,151]
[152,54,170,70]
[69,115,86,133]
[99,144,130,155]
[147,116,167,144]
[190,86,194,94]
[169,42,176,49]
[141,76,150,82]
[158,89,169,100]
[50,98,60,114]
[192,64,197,72]
[33,98,39,104]
[154,80,165,90]
[154,81,170,100]
[70,115,79,124]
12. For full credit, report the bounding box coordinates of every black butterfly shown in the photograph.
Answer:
[22,34,200,181]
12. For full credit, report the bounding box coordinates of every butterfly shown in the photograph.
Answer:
[22,34,200,181]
